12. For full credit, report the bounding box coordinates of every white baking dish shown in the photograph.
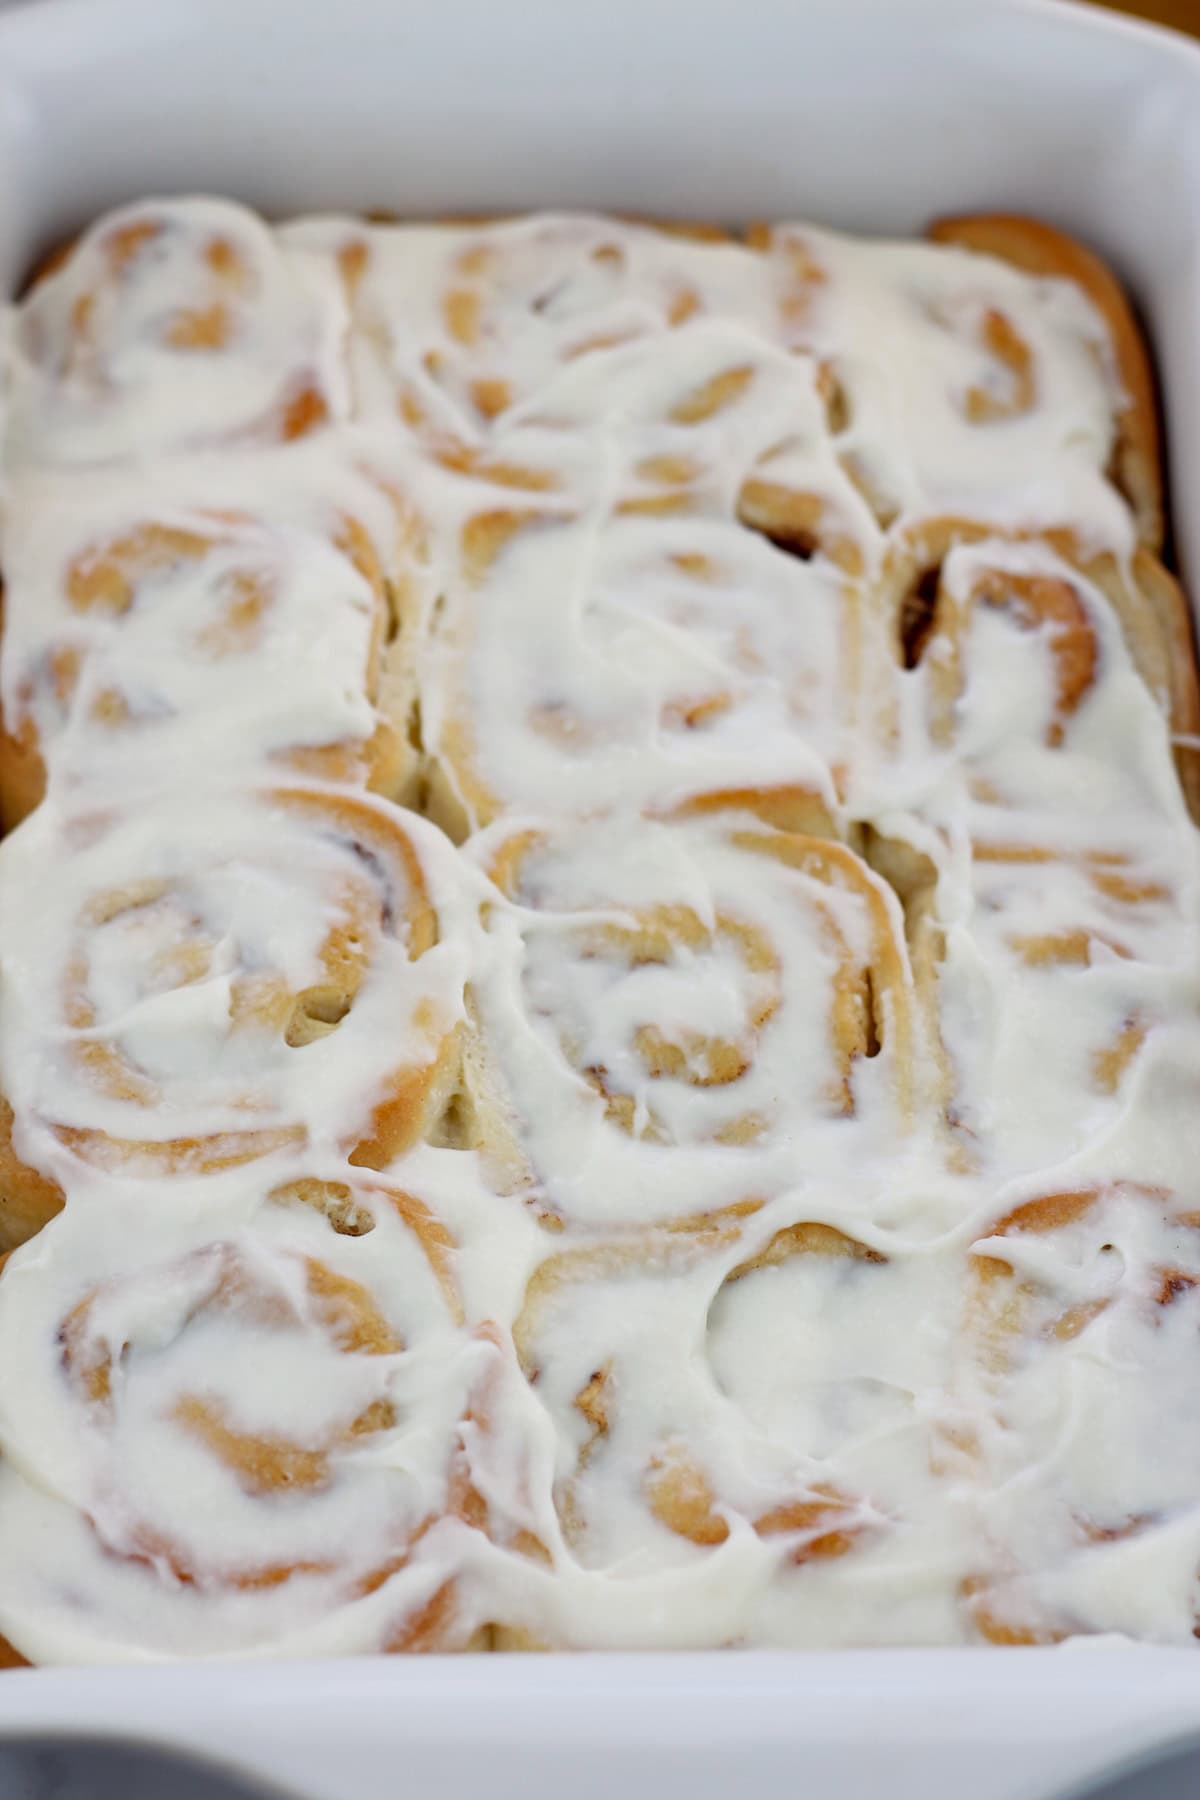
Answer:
[0,0,1199,1793]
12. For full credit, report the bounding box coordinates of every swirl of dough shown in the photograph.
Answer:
[0,786,471,1241]
[867,529,1200,1179]
[9,198,350,463]
[0,1165,518,1660]
[463,799,920,1228]
[292,213,766,439]
[492,1198,966,1648]
[879,527,1200,817]
[413,316,879,837]
[0,478,424,827]
[935,829,1195,1178]
[955,1182,1200,1646]
[423,506,865,838]
[753,221,1131,541]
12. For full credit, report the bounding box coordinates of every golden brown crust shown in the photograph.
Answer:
[0,713,49,832]
[0,583,52,829]
[489,1624,552,1650]
[615,216,733,243]
[927,213,1164,552]
[0,1096,64,1253]
[1131,547,1200,818]
[19,233,78,297]
[664,784,838,839]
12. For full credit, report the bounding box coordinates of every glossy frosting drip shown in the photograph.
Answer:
[0,197,1197,1661]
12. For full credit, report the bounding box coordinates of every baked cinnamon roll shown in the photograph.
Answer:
[0,1164,524,1659]
[10,199,350,463]
[463,799,923,1229]
[0,477,424,827]
[954,1180,1200,1646]
[0,787,470,1246]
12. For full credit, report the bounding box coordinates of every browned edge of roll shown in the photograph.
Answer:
[928,212,1163,553]
[929,215,1200,824]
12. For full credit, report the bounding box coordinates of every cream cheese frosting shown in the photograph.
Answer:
[0,197,1197,1660]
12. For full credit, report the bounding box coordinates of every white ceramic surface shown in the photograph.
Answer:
[0,1,1199,1794]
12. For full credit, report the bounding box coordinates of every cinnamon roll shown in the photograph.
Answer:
[463,799,923,1228]
[0,1165,519,1660]
[9,199,350,464]
[926,214,1163,550]
[0,787,470,1243]
[955,1180,1200,1646]
[288,213,762,437]
[494,1197,966,1648]
[0,473,425,827]
[414,321,880,837]
[880,526,1200,818]
[752,217,1141,545]
[870,530,1200,1178]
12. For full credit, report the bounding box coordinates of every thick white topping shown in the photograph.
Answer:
[0,199,1196,1660]
[6,199,351,463]
[0,455,423,809]
[0,788,475,1183]
[0,1166,515,1660]
[465,809,927,1229]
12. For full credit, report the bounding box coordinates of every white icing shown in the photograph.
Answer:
[0,1169,509,1659]
[0,198,1195,1661]
[464,810,927,1228]
[0,787,475,1182]
[6,199,352,463]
